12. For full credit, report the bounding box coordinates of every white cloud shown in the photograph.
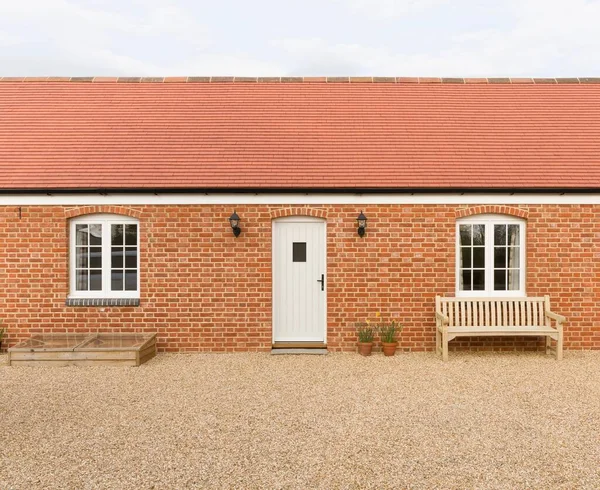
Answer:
[275,0,600,76]
[0,0,599,77]
[0,1,209,43]
[0,0,213,75]
[331,0,450,19]
[0,31,23,47]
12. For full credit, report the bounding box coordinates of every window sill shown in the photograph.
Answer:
[65,298,140,307]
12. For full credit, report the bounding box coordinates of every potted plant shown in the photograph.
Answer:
[379,319,403,357]
[356,321,376,356]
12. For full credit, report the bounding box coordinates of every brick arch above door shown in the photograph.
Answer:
[270,206,328,219]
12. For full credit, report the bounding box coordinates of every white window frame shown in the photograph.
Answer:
[455,214,526,297]
[69,214,140,299]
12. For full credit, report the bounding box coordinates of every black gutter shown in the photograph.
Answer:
[1,187,600,194]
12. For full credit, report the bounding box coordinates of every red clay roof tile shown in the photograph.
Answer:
[1,78,600,190]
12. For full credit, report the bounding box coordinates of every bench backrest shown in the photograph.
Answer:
[436,296,550,328]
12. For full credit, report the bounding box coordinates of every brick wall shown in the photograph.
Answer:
[1,203,599,352]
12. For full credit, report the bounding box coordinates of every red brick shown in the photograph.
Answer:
[1,203,598,354]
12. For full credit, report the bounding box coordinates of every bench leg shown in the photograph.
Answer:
[436,327,441,357]
[442,329,449,361]
[556,329,563,361]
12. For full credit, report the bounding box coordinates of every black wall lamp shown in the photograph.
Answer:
[357,211,367,237]
[229,211,241,237]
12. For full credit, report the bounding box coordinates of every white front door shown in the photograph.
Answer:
[273,217,327,343]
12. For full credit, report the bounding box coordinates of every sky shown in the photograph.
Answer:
[1,0,599,77]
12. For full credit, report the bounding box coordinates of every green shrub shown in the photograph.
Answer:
[356,323,376,343]
[379,320,403,343]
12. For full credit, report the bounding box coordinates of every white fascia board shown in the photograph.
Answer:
[1,192,600,206]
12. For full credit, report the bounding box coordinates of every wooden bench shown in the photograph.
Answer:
[435,296,566,361]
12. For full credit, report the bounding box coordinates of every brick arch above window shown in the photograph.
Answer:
[270,207,328,219]
[455,205,528,220]
[64,206,143,219]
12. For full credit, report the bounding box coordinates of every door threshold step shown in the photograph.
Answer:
[272,342,326,349]
[271,348,328,356]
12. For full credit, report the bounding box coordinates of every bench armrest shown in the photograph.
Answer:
[545,311,566,324]
[435,311,449,325]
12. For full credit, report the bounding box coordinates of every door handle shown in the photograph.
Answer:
[317,274,325,291]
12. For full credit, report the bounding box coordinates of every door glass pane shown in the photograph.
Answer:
[125,270,137,291]
[90,270,102,291]
[472,270,485,290]
[111,224,123,245]
[125,224,137,245]
[292,242,307,262]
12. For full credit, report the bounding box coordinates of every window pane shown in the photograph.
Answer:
[293,242,307,262]
[472,225,485,246]
[89,224,102,245]
[76,225,88,245]
[494,247,506,268]
[508,247,520,268]
[90,270,102,291]
[461,270,472,291]
[508,225,520,246]
[111,247,123,268]
[111,270,123,291]
[76,247,88,268]
[89,247,102,268]
[460,247,471,268]
[494,270,507,290]
[459,225,471,246]
[125,270,137,291]
[473,247,485,269]
[111,224,123,245]
[125,224,137,246]
[494,224,506,246]
[125,248,137,268]
[473,270,485,290]
[76,270,88,291]
[508,270,520,290]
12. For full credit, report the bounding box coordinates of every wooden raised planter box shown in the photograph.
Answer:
[8,333,157,367]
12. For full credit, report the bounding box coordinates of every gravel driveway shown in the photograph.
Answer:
[1,351,599,489]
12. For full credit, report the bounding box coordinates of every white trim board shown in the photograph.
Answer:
[2,192,600,206]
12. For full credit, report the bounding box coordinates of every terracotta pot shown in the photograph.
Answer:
[381,342,397,357]
[357,342,373,356]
